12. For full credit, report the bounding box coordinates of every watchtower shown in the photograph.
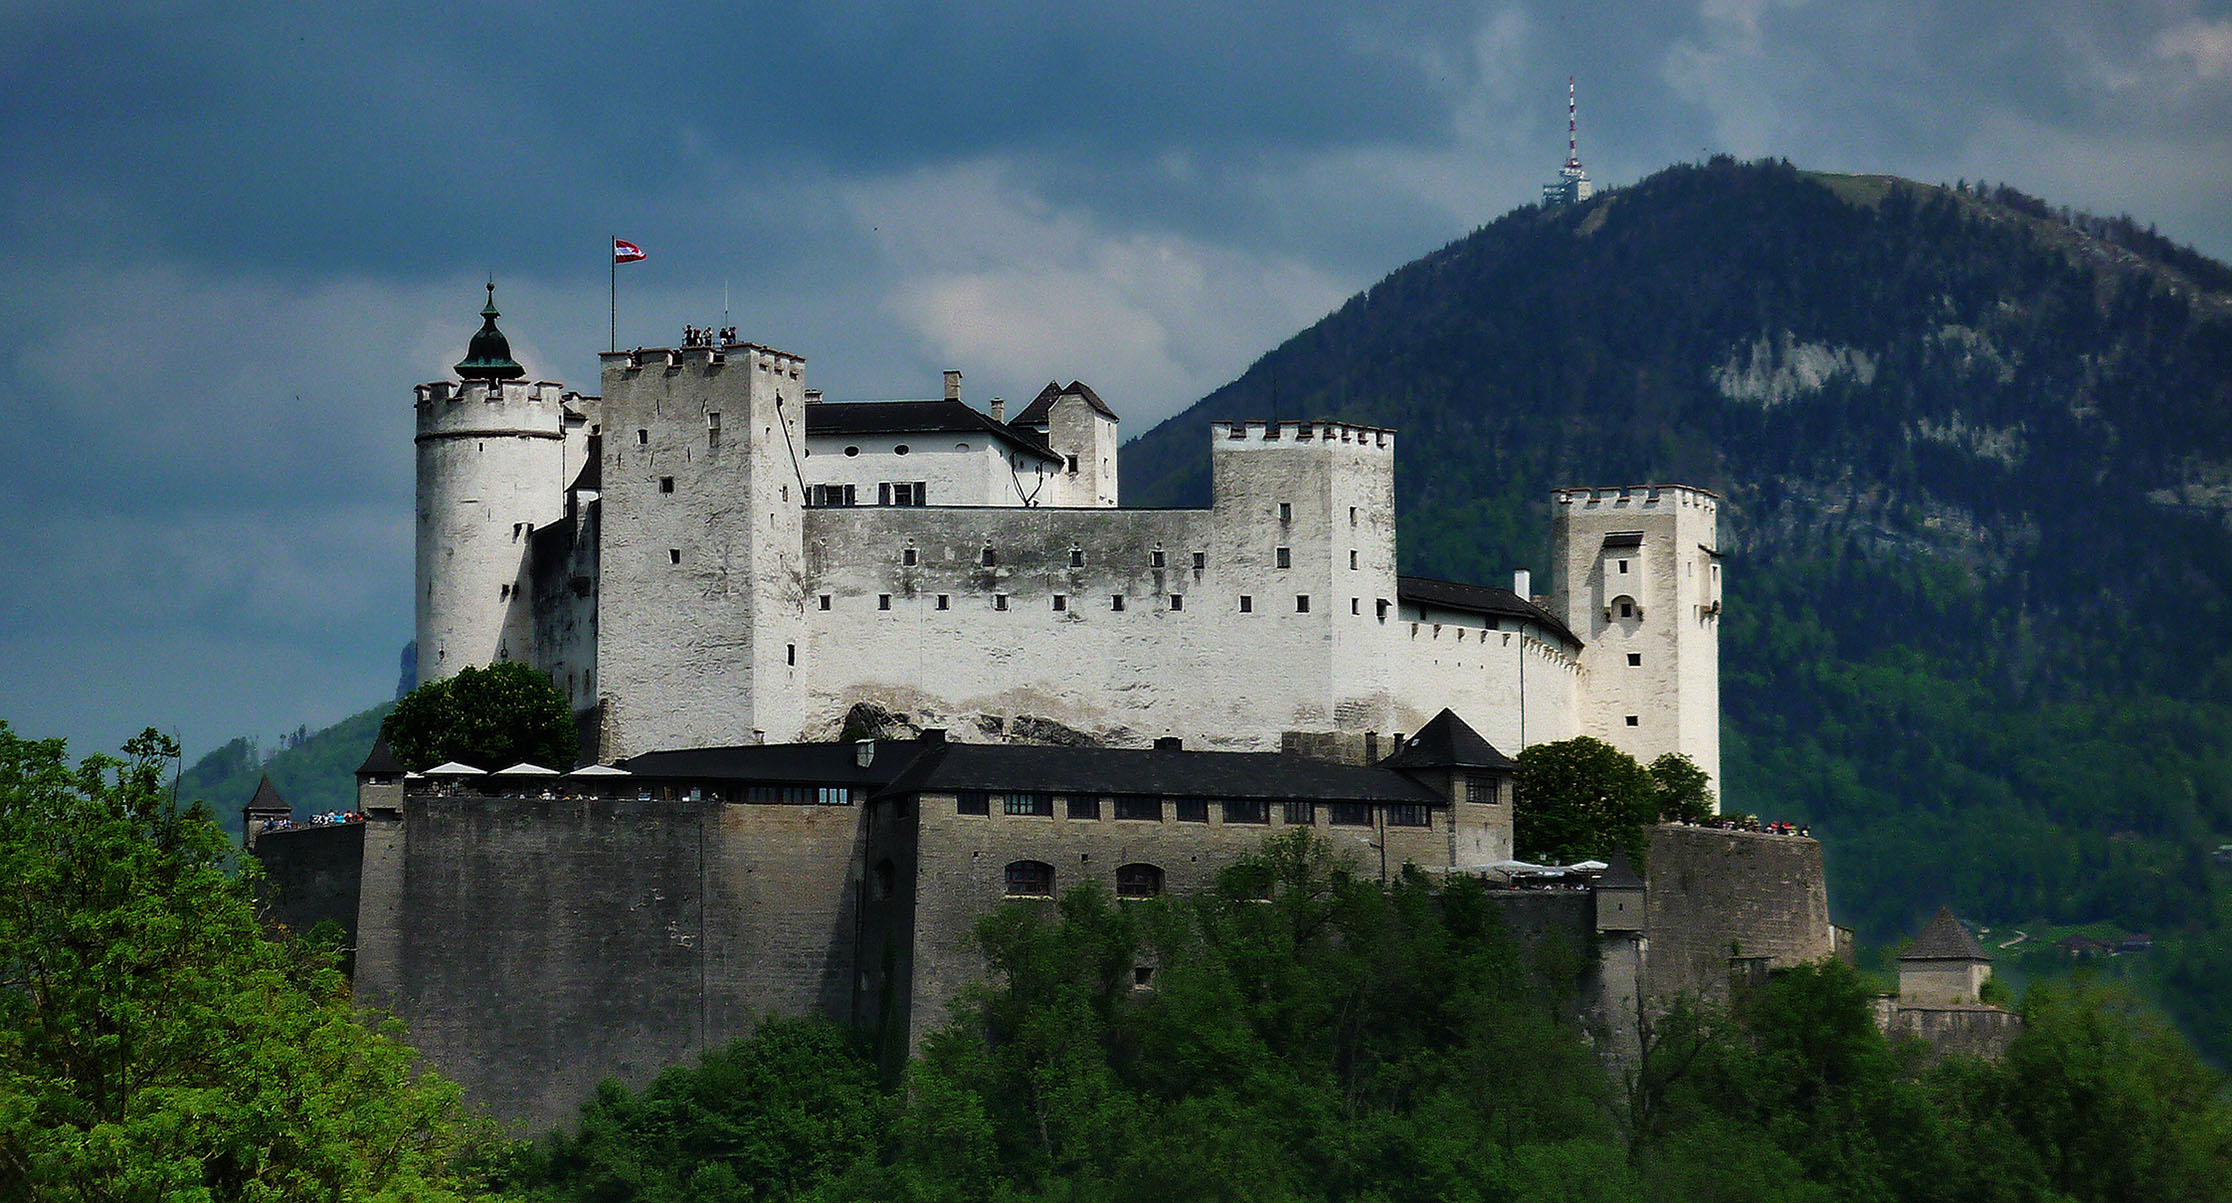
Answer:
[592,341,811,757]
[414,285,572,685]
[1550,485,1722,793]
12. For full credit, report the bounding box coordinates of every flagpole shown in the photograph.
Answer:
[608,233,616,352]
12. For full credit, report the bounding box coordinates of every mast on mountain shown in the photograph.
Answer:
[1542,76,1596,207]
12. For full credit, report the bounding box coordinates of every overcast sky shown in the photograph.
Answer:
[4,0,2228,766]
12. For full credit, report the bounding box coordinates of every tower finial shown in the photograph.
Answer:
[456,281,526,381]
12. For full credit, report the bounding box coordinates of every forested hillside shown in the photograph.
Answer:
[1121,157,2232,1058]
[177,702,393,837]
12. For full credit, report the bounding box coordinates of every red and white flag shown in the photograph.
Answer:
[612,238,647,264]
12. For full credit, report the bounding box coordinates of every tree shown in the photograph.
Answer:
[382,661,579,771]
[1514,737,1657,863]
[0,722,482,1200]
[1647,753,1715,824]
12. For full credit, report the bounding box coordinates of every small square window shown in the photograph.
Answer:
[1175,799,1208,823]
[1239,595,1253,613]
[957,791,989,816]
[1296,595,1310,613]
[1068,795,1100,819]
[1625,715,1640,727]
[636,429,649,445]
[1350,550,1358,570]
[1052,594,1067,612]
[1376,598,1390,620]
[878,594,891,611]
[1169,594,1184,611]
[994,594,1009,611]
[1276,547,1291,568]
[1618,600,1635,618]
[982,547,997,566]
[819,594,831,611]
[1618,559,1629,573]
[1192,552,1206,571]
[659,476,675,493]
[1349,506,1357,526]
[499,583,510,599]
[903,547,917,566]
[1351,598,1360,615]
[1278,502,1292,523]
[1627,653,1642,666]
[668,548,681,564]
[1111,595,1125,611]
[1069,548,1084,568]
[786,643,796,665]
[1151,548,1165,567]
[936,594,950,610]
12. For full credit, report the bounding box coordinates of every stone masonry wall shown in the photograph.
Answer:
[1643,824,1832,1006]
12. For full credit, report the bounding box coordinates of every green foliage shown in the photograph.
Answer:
[0,722,482,1200]
[1517,736,1703,863]
[496,1017,888,1202]
[175,701,394,837]
[382,661,579,772]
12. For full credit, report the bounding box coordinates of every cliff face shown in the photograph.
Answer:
[1120,158,2232,1056]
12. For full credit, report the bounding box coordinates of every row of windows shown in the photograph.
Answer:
[1004,860,1164,899]
[741,784,852,805]
[805,481,929,507]
[956,792,1429,828]
[816,592,1385,616]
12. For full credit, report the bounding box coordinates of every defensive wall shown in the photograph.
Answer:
[247,823,363,944]
[1642,823,1835,1005]
[350,791,868,1132]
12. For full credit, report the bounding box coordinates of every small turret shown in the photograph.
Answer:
[455,281,526,381]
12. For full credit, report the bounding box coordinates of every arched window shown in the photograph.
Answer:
[1004,860,1055,898]
[1116,863,1164,899]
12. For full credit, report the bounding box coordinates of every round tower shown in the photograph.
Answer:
[414,284,569,686]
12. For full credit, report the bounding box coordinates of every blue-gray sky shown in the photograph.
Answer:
[5,0,2229,764]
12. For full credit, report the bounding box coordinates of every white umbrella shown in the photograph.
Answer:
[566,764,632,777]
[494,762,560,776]
[424,761,486,775]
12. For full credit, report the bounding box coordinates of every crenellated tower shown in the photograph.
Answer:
[414,285,573,685]
[592,341,811,757]
[1551,485,1722,795]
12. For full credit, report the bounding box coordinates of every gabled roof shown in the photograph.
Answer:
[1378,709,1516,772]
[1009,380,1119,428]
[1902,907,1988,962]
[356,733,403,777]
[1396,576,1580,649]
[805,399,1060,462]
[246,775,290,813]
[877,742,1444,804]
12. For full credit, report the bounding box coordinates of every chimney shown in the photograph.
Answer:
[1513,569,1532,601]
[991,395,1005,423]
[943,369,962,403]
[854,738,875,768]
[1153,736,1182,752]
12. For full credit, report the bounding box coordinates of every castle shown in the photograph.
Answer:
[244,291,1816,1132]
[417,287,1723,783]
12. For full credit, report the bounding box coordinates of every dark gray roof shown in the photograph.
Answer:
[1597,846,1644,889]
[1602,531,1645,548]
[618,738,941,788]
[1010,380,1119,428]
[806,399,1059,462]
[879,743,1444,804]
[356,734,403,777]
[1379,709,1516,772]
[1397,576,1581,649]
[246,774,290,813]
[1902,907,1988,962]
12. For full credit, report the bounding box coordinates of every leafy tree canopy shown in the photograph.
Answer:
[0,722,482,1200]
[382,661,579,772]
[1515,737,1711,864]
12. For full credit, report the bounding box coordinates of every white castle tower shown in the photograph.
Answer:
[590,341,811,757]
[413,285,574,685]
[1550,485,1722,795]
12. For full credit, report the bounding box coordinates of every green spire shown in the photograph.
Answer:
[455,280,525,381]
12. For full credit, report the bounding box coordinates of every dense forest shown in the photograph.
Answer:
[1119,158,2232,1062]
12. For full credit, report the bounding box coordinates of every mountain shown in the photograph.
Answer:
[1121,157,2232,1058]
[176,701,393,837]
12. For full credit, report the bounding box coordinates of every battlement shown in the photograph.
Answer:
[598,344,806,378]
[414,379,571,409]
[1210,419,1395,453]
[1553,484,1718,514]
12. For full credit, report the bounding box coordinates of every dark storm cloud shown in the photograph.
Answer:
[3,0,2227,760]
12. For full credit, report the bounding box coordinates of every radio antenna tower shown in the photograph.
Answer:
[1543,76,1596,207]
